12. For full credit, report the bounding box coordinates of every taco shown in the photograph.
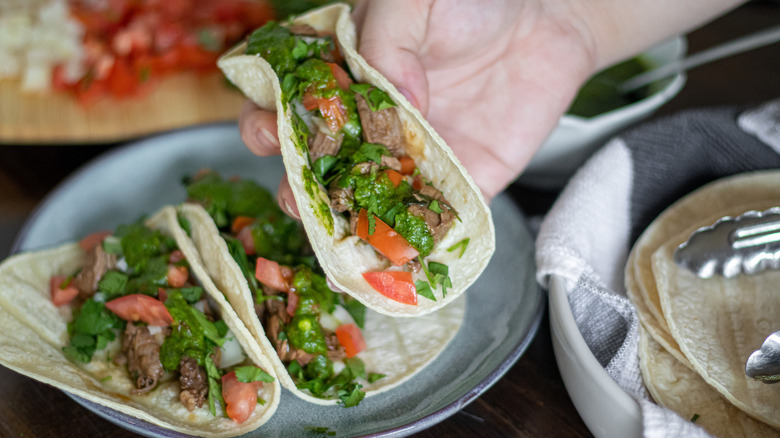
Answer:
[179,171,465,405]
[217,3,495,316]
[0,206,280,437]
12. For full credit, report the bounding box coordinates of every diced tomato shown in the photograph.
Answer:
[399,156,416,175]
[328,63,353,90]
[336,323,366,358]
[383,169,404,188]
[302,88,319,111]
[167,265,189,288]
[286,290,298,317]
[255,257,290,292]
[362,271,417,305]
[237,226,256,256]
[356,209,419,266]
[157,288,168,303]
[50,275,79,307]
[105,294,174,326]
[222,371,263,424]
[318,95,348,132]
[412,175,424,191]
[231,216,255,233]
[106,58,139,98]
[78,231,112,252]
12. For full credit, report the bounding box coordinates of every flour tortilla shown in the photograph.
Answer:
[639,324,780,437]
[217,3,495,317]
[628,199,780,370]
[626,170,780,430]
[178,202,465,405]
[0,206,280,437]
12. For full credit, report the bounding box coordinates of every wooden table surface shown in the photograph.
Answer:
[1,2,779,437]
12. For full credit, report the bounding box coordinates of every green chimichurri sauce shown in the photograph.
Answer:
[567,56,659,118]
[183,171,377,406]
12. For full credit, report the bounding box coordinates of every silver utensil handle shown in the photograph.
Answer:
[619,24,780,94]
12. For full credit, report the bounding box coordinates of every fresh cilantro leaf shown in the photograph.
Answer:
[367,372,386,384]
[429,200,442,213]
[235,366,276,383]
[178,286,203,304]
[414,280,436,301]
[205,356,225,417]
[428,261,452,297]
[349,84,396,111]
[305,426,337,436]
[338,385,365,407]
[292,38,310,59]
[313,155,339,185]
[447,238,470,258]
[339,295,366,329]
[97,270,128,300]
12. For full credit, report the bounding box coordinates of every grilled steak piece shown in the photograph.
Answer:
[75,244,117,298]
[309,129,343,161]
[328,185,354,213]
[288,24,318,36]
[122,322,166,395]
[409,185,458,244]
[179,356,208,411]
[325,332,346,362]
[356,91,405,156]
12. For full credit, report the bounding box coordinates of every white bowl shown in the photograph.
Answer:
[549,274,642,438]
[519,36,687,189]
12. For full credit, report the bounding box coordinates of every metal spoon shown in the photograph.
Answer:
[619,24,780,94]
[746,331,780,383]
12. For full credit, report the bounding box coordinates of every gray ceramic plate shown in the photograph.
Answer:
[13,123,543,437]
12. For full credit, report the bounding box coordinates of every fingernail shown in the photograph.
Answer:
[259,128,279,147]
[327,277,344,293]
[280,195,300,220]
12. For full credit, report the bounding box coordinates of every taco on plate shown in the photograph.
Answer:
[218,3,495,316]
[179,171,465,406]
[0,206,280,437]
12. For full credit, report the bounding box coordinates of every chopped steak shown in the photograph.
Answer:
[355,91,405,156]
[122,322,166,395]
[309,129,343,161]
[179,357,208,411]
[325,331,346,361]
[288,24,319,36]
[75,244,117,298]
[328,185,354,213]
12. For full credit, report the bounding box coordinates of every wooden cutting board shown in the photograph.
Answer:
[0,72,247,145]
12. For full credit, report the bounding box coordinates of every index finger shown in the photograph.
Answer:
[239,100,281,156]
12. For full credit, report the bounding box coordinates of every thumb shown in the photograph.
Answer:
[352,0,430,116]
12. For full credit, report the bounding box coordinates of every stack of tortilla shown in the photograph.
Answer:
[626,170,780,437]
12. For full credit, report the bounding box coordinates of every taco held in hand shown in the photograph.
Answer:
[0,206,279,437]
[218,3,495,316]
[180,172,465,406]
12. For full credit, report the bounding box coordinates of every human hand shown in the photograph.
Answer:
[240,0,596,214]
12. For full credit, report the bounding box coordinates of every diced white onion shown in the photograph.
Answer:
[0,0,84,91]
[219,330,247,368]
[319,311,341,332]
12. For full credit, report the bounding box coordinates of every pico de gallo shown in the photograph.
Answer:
[184,171,384,407]
[52,219,274,423]
[243,21,469,304]
[50,0,276,105]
